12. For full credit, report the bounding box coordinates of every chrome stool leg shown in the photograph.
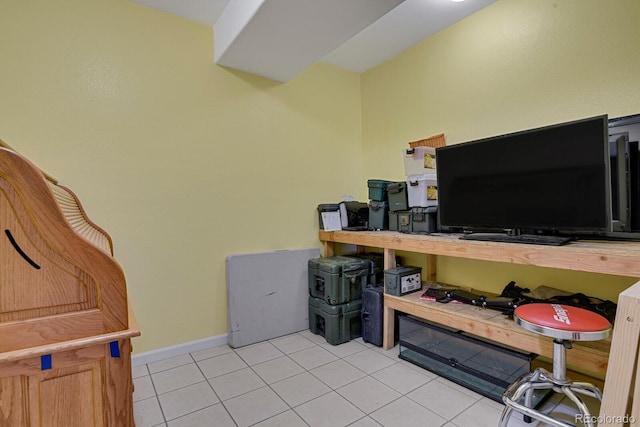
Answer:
[498,405,515,427]
[570,382,603,400]
[500,374,604,427]
[499,364,604,426]
[500,372,564,427]
[563,386,596,427]
[501,392,574,427]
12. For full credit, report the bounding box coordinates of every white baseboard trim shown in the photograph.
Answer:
[131,333,228,367]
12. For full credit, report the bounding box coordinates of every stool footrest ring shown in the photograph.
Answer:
[499,368,601,427]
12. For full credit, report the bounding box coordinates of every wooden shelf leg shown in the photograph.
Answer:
[322,241,335,257]
[383,304,395,350]
[382,248,397,349]
[384,248,396,269]
[426,253,436,282]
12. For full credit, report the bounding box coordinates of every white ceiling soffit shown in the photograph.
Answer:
[130,0,497,81]
[323,0,497,73]
[213,0,406,82]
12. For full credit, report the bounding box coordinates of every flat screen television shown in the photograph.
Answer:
[436,115,612,245]
[609,113,640,231]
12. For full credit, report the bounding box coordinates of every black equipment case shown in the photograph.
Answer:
[361,285,384,346]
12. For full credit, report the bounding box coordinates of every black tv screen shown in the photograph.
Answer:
[436,115,611,234]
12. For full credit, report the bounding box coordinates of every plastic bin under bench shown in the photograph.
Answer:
[308,256,369,305]
[398,314,538,403]
[308,296,362,345]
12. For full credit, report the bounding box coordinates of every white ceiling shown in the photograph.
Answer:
[131,0,496,82]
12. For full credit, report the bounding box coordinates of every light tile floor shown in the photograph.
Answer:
[133,330,600,427]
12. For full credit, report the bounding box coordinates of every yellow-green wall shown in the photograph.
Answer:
[361,0,640,301]
[0,0,362,352]
[1,0,639,353]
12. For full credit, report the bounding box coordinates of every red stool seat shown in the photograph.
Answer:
[514,303,611,341]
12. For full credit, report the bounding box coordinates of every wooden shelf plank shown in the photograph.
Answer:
[319,230,640,277]
[386,292,609,376]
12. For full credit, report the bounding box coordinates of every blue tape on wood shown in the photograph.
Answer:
[41,354,52,370]
[110,341,120,358]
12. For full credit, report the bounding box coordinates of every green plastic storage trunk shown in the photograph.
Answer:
[309,296,362,345]
[389,210,412,232]
[308,256,369,305]
[368,200,389,230]
[412,206,438,233]
[348,252,385,285]
[387,182,408,212]
[367,179,392,201]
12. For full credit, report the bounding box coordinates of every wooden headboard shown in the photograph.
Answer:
[0,144,129,352]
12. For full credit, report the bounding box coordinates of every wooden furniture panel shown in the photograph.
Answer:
[0,376,26,425]
[0,142,139,426]
[29,360,106,427]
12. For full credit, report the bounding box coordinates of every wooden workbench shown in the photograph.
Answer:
[319,230,640,424]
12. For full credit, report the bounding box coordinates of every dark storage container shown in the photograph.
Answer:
[340,201,369,230]
[362,285,384,346]
[317,203,340,230]
[348,252,385,285]
[369,200,389,230]
[308,256,369,305]
[389,210,412,232]
[309,296,362,345]
[367,179,392,201]
[384,265,422,296]
[398,315,537,403]
[387,182,409,212]
[412,206,438,233]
